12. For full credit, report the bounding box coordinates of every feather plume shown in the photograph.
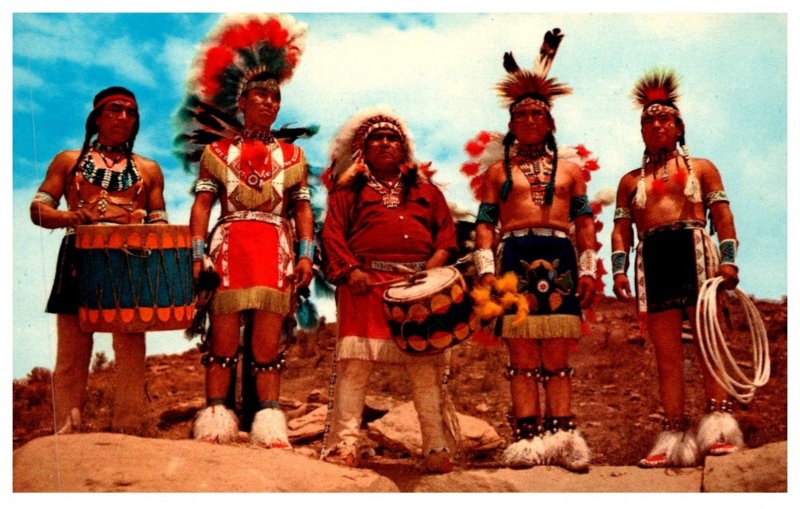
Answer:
[496,72,572,109]
[632,68,681,109]
[503,51,520,73]
[533,28,564,78]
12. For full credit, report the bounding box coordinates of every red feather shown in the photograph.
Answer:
[201,47,235,98]
[584,159,600,171]
[590,201,602,215]
[594,219,604,233]
[460,162,480,177]
[575,144,591,158]
[465,140,485,157]
[477,131,492,144]
[581,169,592,182]
[469,174,487,200]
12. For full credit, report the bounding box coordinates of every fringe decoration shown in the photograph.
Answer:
[501,314,582,339]
[192,405,240,443]
[501,437,546,468]
[336,336,449,365]
[440,372,462,458]
[543,429,591,472]
[210,286,292,315]
[642,430,699,467]
[696,412,744,455]
[251,408,292,448]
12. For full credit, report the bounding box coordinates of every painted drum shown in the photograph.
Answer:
[75,224,194,333]
[383,266,475,355]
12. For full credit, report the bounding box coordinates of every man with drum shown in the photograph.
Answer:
[30,86,168,435]
[320,107,459,473]
[611,69,743,468]
[177,13,314,447]
[472,30,598,471]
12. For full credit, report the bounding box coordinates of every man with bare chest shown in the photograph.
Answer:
[30,86,167,434]
[611,69,742,468]
[473,29,598,471]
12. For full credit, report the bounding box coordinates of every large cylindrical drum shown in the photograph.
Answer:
[383,266,478,355]
[75,224,194,333]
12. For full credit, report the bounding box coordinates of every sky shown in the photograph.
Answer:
[5,3,791,383]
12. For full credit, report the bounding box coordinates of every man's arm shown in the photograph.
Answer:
[610,173,636,301]
[569,166,598,308]
[698,159,739,289]
[30,150,92,229]
[291,171,315,289]
[141,158,168,223]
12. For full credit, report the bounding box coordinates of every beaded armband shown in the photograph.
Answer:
[578,249,598,279]
[147,210,168,223]
[194,178,219,195]
[476,202,499,224]
[298,238,315,261]
[614,207,632,221]
[474,248,495,276]
[290,186,311,202]
[704,190,729,207]
[32,190,58,208]
[569,194,592,221]
[719,238,738,267]
[611,250,628,276]
[191,236,206,261]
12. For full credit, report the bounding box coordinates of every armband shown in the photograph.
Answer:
[569,194,592,221]
[719,238,738,268]
[614,207,632,221]
[578,249,598,279]
[32,191,58,208]
[611,250,628,276]
[290,186,311,202]
[474,248,495,276]
[191,236,206,261]
[194,178,219,195]
[476,202,499,225]
[704,190,729,207]
[298,238,315,261]
[146,210,168,223]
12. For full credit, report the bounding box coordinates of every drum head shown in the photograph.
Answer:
[384,266,460,303]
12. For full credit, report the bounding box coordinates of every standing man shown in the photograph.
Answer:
[175,13,314,446]
[30,86,168,435]
[320,107,459,474]
[611,69,743,468]
[472,29,597,472]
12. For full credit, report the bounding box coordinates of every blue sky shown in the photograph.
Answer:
[6,4,791,379]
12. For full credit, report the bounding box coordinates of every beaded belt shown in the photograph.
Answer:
[366,259,426,273]
[639,219,705,240]
[501,227,568,240]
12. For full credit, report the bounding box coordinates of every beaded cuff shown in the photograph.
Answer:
[476,202,499,224]
[474,248,495,276]
[298,238,315,260]
[191,236,206,261]
[290,186,311,202]
[569,194,592,220]
[614,207,632,221]
[147,210,168,223]
[719,238,738,267]
[194,178,219,195]
[32,190,58,208]
[704,190,730,206]
[578,249,597,279]
[611,250,628,276]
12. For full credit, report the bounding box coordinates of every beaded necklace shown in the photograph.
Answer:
[241,129,275,144]
[81,154,140,192]
[366,174,404,208]
[515,145,552,206]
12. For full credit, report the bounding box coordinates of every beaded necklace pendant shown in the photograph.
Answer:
[518,156,553,205]
[367,175,403,208]
[81,155,140,192]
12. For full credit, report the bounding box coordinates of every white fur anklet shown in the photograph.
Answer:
[501,436,546,468]
[697,412,744,455]
[193,404,240,444]
[251,408,292,449]
[543,429,591,472]
[640,430,699,467]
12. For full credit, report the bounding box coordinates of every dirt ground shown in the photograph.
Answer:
[13,294,787,468]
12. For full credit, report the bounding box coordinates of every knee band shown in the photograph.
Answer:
[250,350,287,374]
[505,365,542,382]
[201,352,239,369]
[540,366,575,387]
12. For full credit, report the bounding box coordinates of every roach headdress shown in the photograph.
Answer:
[173,13,308,170]
[496,28,571,204]
[631,68,700,207]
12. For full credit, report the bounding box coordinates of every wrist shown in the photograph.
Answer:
[578,249,598,279]
[474,248,495,276]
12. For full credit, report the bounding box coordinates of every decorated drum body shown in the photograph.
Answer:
[383,266,479,355]
[75,224,194,333]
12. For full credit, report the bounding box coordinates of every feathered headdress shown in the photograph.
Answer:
[173,13,310,169]
[497,28,572,112]
[630,68,700,207]
[322,106,434,190]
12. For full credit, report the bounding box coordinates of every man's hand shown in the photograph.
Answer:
[292,258,314,289]
[577,275,597,308]
[717,264,740,291]
[478,273,497,289]
[347,268,371,295]
[65,209,93,227]
[613,274,633,302]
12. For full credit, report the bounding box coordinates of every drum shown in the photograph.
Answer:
[383,266,479,355]
[75,224,194,333]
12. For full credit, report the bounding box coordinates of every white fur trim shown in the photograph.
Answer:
[696,412,744,454]
[501,437,546,468]
[192,405,240,444]
[644,430,699,467]
[250,408,292,449]
[543,430,591,472]
[634,176,647,208]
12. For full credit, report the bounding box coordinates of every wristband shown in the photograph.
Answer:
[719,238,738,268]
[474,248,495,276]
[298,238,315,261]
[611,250,628,276]
[191,236,206,261]
[578,249,598,279]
